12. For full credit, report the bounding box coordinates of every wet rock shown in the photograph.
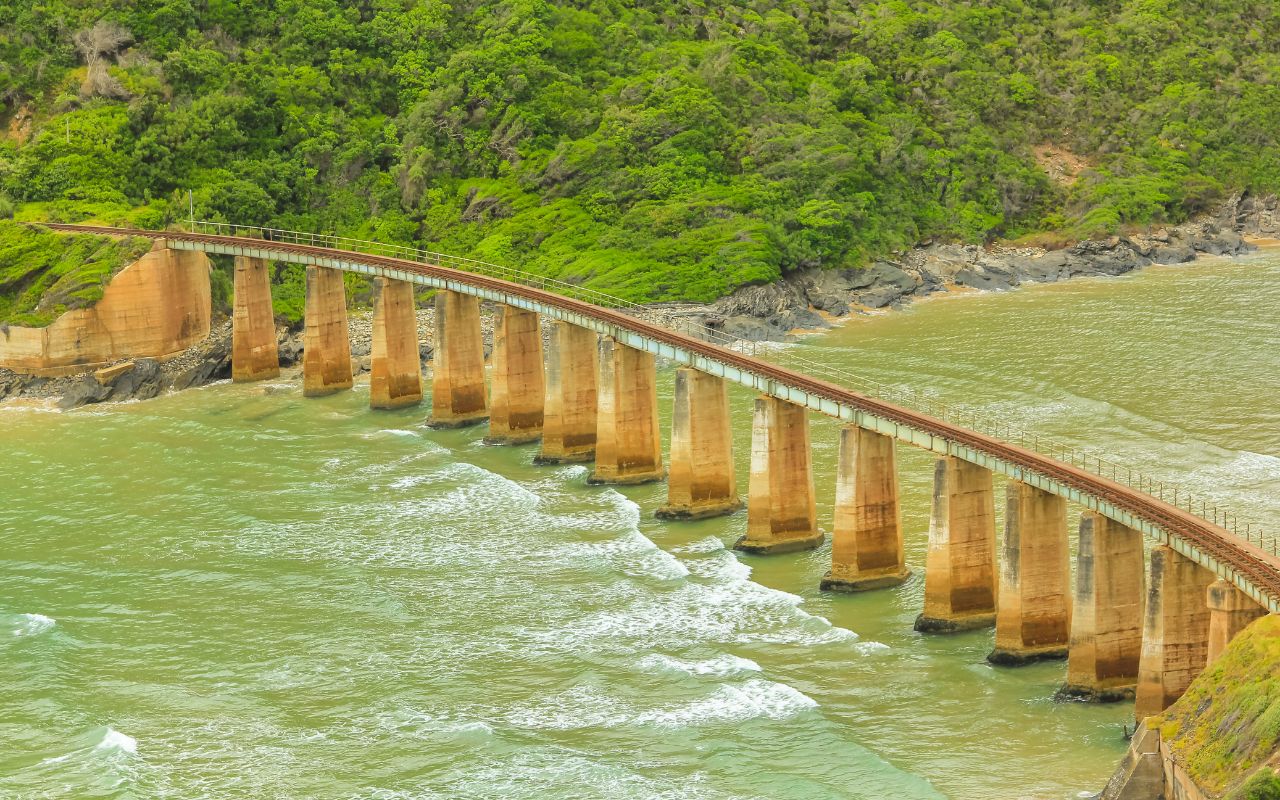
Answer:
[1152,243,1197,264]
[58,374,112,409]
[719,315,789,342]
[107,358,163,401]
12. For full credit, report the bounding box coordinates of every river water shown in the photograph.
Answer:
[2,252,1277,799]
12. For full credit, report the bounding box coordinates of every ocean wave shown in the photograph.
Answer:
[6,612,56,638]
[636,653,762,679]
[39,726,137,767]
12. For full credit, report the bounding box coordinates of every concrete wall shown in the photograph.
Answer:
[0,242,211,376]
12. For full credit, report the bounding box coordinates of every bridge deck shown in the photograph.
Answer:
[44,223,1280,612]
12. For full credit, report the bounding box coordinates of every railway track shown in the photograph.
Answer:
[45,223,1280,607]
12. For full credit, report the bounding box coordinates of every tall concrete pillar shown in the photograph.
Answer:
[369,277,423,410]
[536,321,597,463]
[915,457,998,633]
[734,396,822,555]
[429,289,487,427]
[1134,546,1215,721]
[302,265,353,397]
[822,426,909,591]
[1061,512,1145,701]
[231,255,279,382]
[485,305,545,445]
[989,480,1071,665]
[1205,579,1265,665]
[657,368,740,520]
[590,337,663,484]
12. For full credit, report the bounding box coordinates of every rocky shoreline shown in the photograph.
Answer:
[2,194,1276,408]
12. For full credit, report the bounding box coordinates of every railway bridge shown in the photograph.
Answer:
[47,222,1279,720]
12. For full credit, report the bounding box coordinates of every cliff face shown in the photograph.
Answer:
[1103,614,1280,800]
[0,240,211,376]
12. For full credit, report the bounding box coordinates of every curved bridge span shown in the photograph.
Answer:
[47,222,1279,618]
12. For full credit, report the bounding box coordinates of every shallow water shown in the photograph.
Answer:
[2,251,1276,799]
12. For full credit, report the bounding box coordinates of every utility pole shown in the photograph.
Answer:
[188,189,194,232]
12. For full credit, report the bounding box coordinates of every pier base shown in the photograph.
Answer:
[536,321,597,464]
[915,457,998,633]
[1134,546,1215,721]
[429,289,487,428]
[734,396,822,555]
[656,368,741,520]
[590,337,663,484]
[822,426,909,592]
[1205,579,1265,665]
[369,277,423,410]
[231,255,279,383]
[989,480,1071,665]
[1060,512,1145,701]
[302,265,353,397]
[485,305,544,444]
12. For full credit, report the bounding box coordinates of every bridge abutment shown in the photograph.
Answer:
[590,338,663,484]
[734,396,822,555]
[485,305,545,445]
[1061,512,1145,701]
[990,480,1072,665]
[369,277,423,410]
[1134,545,1215,720]
[657,368,740,520]
[231,255,279,383]
[822,426,909,592]
[915,457,998,633]
[429,289,488,427]
[1205,579,1265,665]
[302,265,353,397]
[536,321,598,463]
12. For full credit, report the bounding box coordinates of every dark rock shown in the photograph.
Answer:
[954,267,1015,291]
[855,285,903,308]
[768,307,827,331]
[278,331,304,366]
[58,375,112,409]
[1152,244,1196,264]
[719,315,790,342]
[107,358,163,401]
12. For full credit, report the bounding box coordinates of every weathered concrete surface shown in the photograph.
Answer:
[990,480,1072,665]
[590,337,663,484]
[231,255,279,383]
[1134,545,1216,721]
[1062,512,1145,701]
[822,425,909,592]
[537,321,597,463]
[429,289,487,427]
[0,241,211,376]
[734,396,822,555]
[369,277,422,410]
[485,305,544,444]
[915,457,998,633]
[1205,578,1265,665]
[657,368,741,520]
[302,265,353,397]
[1099,721,1167,800]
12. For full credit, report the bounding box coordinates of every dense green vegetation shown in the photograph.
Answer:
[1157,614,1280,798]
[2,0,1279,314]
[0,222,151,326]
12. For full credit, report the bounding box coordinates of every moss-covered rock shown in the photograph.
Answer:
[1156,614,1280,797]
[0,221,152,327]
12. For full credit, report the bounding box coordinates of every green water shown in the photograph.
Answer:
[3,253,1277,799]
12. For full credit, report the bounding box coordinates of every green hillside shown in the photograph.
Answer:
[2,0,1278,311]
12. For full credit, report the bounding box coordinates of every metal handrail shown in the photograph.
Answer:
[185,220,1275,556]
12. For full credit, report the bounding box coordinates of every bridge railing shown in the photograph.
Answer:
[186,220,1276,557]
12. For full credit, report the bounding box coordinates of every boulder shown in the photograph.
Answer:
[719,315,789,342]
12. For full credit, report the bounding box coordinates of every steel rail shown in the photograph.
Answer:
[43,223,1280,609]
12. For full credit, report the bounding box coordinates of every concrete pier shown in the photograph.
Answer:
[1061,512,1145,701]
[1134,545,1215,721]
[231,255,279,383]
[369,277,422,410]
[485,305,545,445]
[429,289,488,427]
[656,368,741,520]
[590,337,663,484]
[734,396,821,555]
[990,480,1071,665]
[537,321,597,463]
[915,457,998,633]
[1205,579,1265,665]
[302,265,353,397]
[822,426,909,592]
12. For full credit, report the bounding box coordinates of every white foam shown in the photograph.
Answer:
[671,536,727,554]
[637,653,762,679]
[98,728,137,754]
[39,726,136,766]
[372,429,421,438]
[11,613,55,637]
